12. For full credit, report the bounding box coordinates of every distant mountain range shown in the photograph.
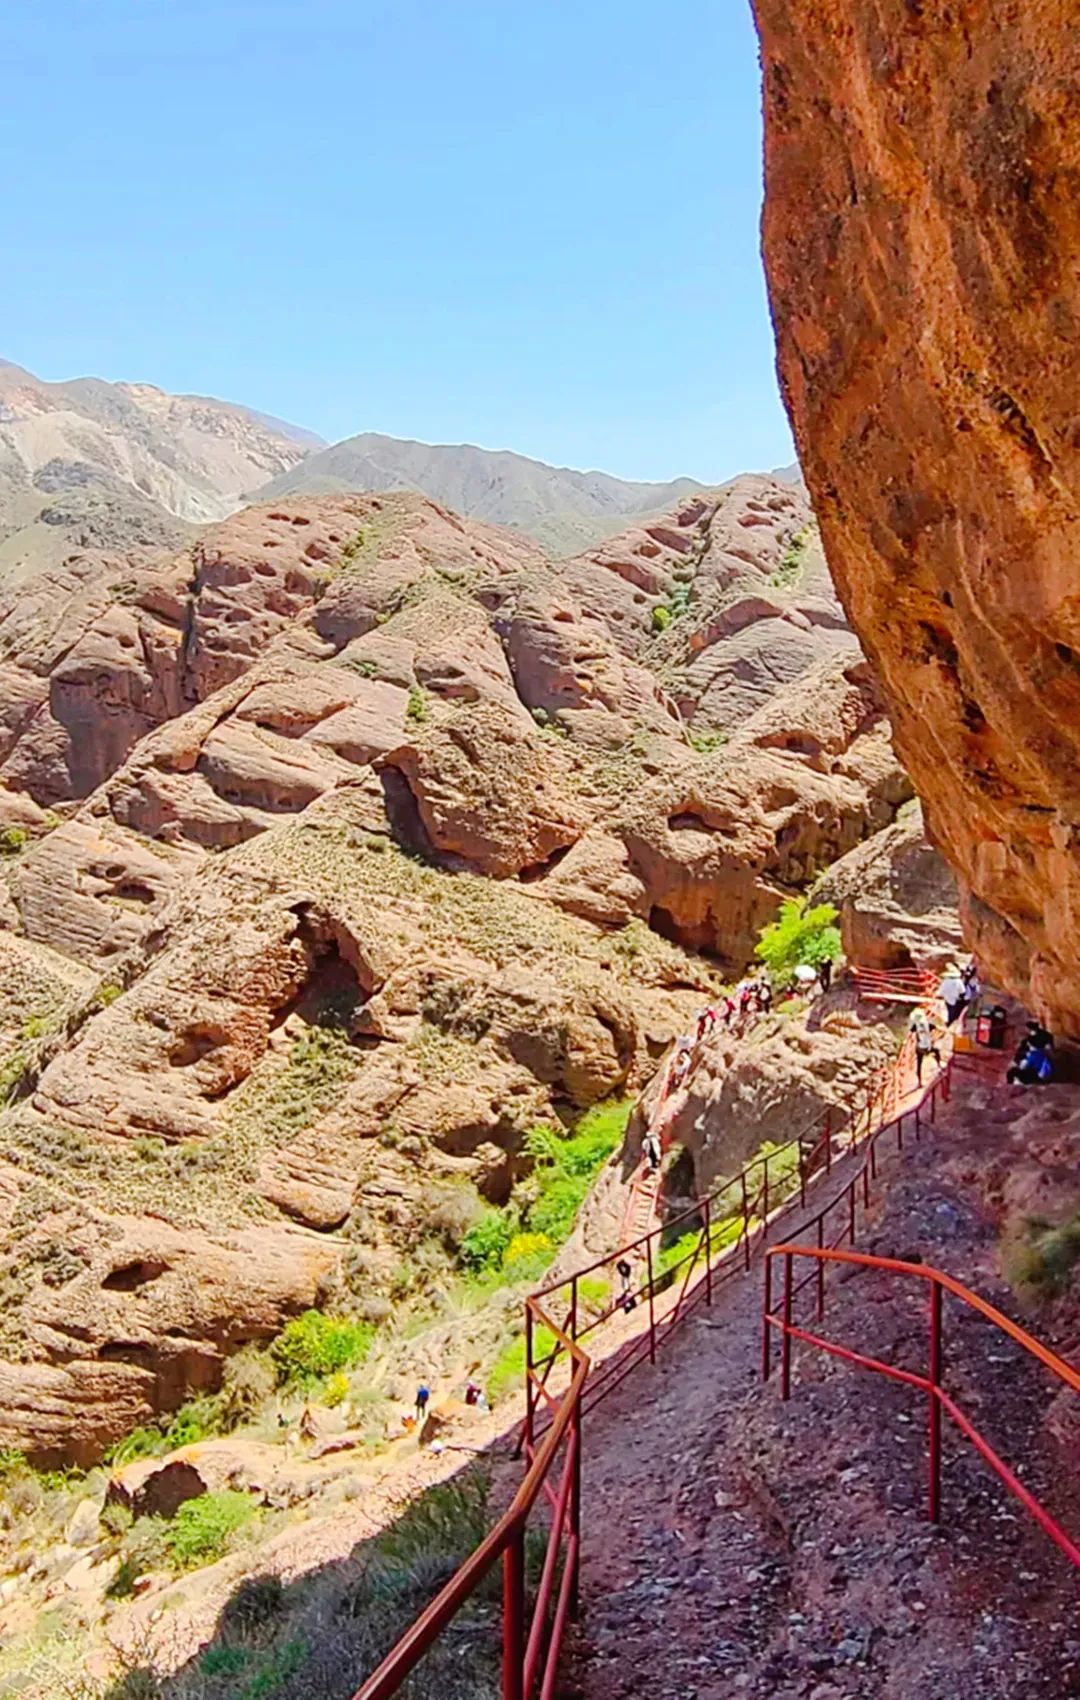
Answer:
[0,357,798,574]
[250,432,705,557]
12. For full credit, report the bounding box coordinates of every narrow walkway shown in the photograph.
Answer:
[572,1060,1079,1700]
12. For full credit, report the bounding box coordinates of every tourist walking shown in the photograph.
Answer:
[642,1125,662,1173]
[415,1382,431,1426]
[939,962,967,1025]
[910,1005,941,1084]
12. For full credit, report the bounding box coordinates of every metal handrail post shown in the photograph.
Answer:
[704,1196,713,1307]
[781,1253,793,1401]
[502,1526,526,1700]
[645,1233,657,1365]
[928,1280,943,1524]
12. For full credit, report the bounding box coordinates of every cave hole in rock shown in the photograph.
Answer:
[662,1144,697,1209]
[379,766,446,866]
[668,810,714,833]
[648,905,685,948]
[98,1342,158,1368]
[102,1259,169,1292]
[518,843,572,884]
[111,880,156,904]
[763,783,803,812]
[279,903,373,1038]
[760,729,822,759]
[168,1024,231,1068]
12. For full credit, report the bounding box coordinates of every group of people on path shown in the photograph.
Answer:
[689,976,775,1049]
[647,963,836,1175]
[909,959,982,1081]
[909,959,1057,1089]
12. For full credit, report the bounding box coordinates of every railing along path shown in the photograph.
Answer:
[355,992,1076,1699]
[763,1246,1080,1568]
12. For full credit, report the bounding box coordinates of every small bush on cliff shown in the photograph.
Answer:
[1006,1212,1080,1296]
[459,1208,514,1274]
[754,897,841,987]
[0,826,27,855]
[457,1100,631,1285]
[406,684,429,723]
[165,1490,258,1569]
[771,522,813,588]
[270,1310,374,1387]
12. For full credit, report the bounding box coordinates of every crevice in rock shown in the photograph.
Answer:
[102,1260,169,1292]
[378,766,445,866]
[518,843,572,883]
[98,1342,159,1370]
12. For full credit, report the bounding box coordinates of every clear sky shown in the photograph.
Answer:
[1,1,792,483]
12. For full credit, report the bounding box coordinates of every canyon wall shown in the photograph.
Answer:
[753,0,1080,1033]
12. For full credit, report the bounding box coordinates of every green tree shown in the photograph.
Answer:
[754,897,841,986]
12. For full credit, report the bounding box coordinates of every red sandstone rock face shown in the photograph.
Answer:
[753,1,1080,1032]
[0,481,913,1458]
[816,801,963,973]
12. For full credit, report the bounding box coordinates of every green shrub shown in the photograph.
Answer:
[754,896,841,986]
[200,1645,249,1680]
[772,523,812,588]
[0,826,28,856]
[270,1310,374,1387]
[107,1516,170,1596]
[105,1425,165,1467]
[164,1490,257,1569]
[651,605,672,632]
[164,1395,225,1450]
[687,728,727,755]
[521,1099,631,1246]
[406,685,429,724]
[106,1554,142,1601]
[100,1499,133,1539]
[459,1208,514,1274]
[577,1274,610,1312]
[1006,1213,1080,1296]
[527,1174,584,1244]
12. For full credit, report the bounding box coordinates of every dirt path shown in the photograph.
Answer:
[573,1059,1080,1700]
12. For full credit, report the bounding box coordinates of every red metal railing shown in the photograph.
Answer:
[355,1024,950,1697]
[524,1029,937,1444]
[762,1245,1080,1569]
[354,1294,587,1700]
[852,964,939,1003]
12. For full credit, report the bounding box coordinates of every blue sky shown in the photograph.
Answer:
[1,1,792,482]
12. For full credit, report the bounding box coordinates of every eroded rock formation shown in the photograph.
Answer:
[0,478,912,1457]
[754,0,1080,1032]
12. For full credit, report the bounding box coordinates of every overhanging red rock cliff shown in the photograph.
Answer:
[752,0,1080,1033]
